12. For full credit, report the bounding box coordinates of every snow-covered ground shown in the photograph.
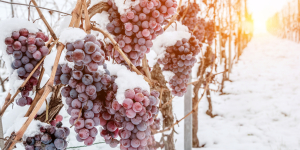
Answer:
[171,33,300,150]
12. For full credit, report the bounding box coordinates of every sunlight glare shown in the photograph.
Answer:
[247,0,293,34]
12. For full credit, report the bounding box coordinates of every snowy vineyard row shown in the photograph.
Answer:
[0,0,253,149]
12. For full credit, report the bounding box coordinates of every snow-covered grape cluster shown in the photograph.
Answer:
[205,20,215,45]
[98,85,160,150]
[55,34,107,146]
[23,122,70,150]
[158,36,200,96]
[4,28,49,106]
[106,0,177,66]
[178,3,205,42]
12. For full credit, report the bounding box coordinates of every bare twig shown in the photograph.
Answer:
[36,67,45,89]
[0,0,70,15]
[142,56,151,80]
[88,2,109,18]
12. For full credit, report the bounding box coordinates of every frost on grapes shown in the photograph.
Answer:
[107,62,150,104]
[152,21,191,60]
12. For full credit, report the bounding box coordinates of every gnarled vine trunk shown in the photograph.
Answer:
[151,63,175,150]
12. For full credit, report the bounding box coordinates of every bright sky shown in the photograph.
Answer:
[247,0,294,34]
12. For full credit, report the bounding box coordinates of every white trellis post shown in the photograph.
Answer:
[184,74,192,150]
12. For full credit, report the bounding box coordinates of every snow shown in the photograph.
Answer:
[113,0,140,15]
[5,117,48,139]
[152,21,191,60]
[8,70,24,95]
[106,62,150,103]
[90,11,111,40]
[162,71,175,83]
[37,92,53,115]
[59,27,87,44]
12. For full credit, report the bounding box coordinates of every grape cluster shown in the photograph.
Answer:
[105,0,177,66]
[205,20,215,45]
[157,36,200,96]
[4,28,49,106]
[99,87,160,150]
[55,34,108,146]
[23,122,70,150]
[177,3,205,42]
[177,3,200,29]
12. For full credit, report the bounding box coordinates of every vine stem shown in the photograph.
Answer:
[82,0,92,34]
[154,47,216,134]
[88,2,109,18]
[69,0,83,28]
[142,55,151,80]
[91,26,152,85]
[30,0,57,40]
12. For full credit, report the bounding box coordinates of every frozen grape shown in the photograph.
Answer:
[33,51,42,60]
[73,49,85,62]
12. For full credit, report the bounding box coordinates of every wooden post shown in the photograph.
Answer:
[228,0,232,77]
[184,74,192,150]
